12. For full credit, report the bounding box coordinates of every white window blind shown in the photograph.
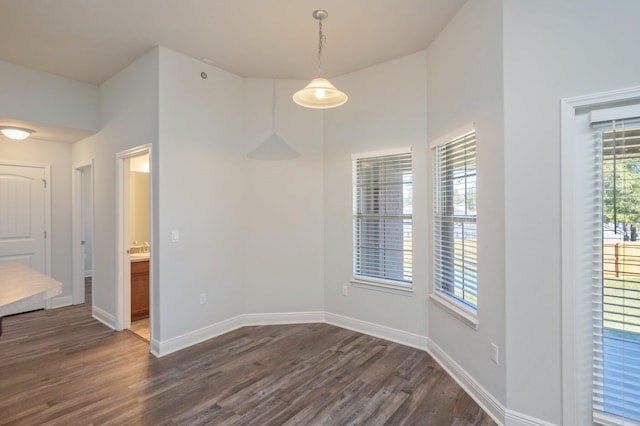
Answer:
[592,117,640,425]
[352,150,413,286]
[433,130,478,311]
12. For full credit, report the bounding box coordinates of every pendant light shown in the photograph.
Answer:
[293,10,348,109]
[248,80,300,161]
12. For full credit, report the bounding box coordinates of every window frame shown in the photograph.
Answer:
[351,147,414,293]
[430,124,479,329]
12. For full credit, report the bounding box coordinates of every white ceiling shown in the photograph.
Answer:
[0,0,467,85]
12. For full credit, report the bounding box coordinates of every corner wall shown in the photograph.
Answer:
[323,51,429,337]
[243,79,325,315]
[72,47,160,323]
[425,0,506,415]
[157,48,245,343]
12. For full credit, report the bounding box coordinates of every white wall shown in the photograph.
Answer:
[426,0,506,409]
[323,52,429,335]
[243,79,324,314]
[0,138,73,300]
[72,48,159,323]
[0,60,98,132]
[503,0,640,423]
[157,47,244,341]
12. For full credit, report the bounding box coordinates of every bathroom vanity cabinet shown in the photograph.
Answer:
[131,260,149,320]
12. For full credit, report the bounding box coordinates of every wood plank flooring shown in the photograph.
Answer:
[130,317,150,342]
[0,302,496,425]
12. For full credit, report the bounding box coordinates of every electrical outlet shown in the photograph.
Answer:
[342,284,348,296]
[199,293,207,305]
[490,343,499,364]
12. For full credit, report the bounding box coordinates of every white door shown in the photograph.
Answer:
[0,164,47,272]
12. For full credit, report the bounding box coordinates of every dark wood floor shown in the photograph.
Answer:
[0,300,496,425]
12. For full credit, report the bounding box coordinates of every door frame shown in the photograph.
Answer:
[561,85,640,425]
[0,160,51,276]
[72,161,94,305]
[116,144,153,338]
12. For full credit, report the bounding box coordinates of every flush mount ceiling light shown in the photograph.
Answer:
[0,126,33,140]
[293,10,348,109]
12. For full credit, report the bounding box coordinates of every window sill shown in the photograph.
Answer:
[429,292,479,330]
[350,277,414,296]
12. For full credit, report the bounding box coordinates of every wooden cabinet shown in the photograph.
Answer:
[131,260,149,320]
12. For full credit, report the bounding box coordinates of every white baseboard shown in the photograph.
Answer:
[323,317,551,426]
[324,311,428,351]
[504,410,557,426]
[428,339,506,425]
[244,311,324,326]
[150,338,161,357]
[116,308,552,426]
[48,295,73,309]
[155,315,245,357]
[153,312,323,358]
[92,305,116,330]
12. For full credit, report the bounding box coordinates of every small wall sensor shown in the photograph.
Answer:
[201,72,207,79]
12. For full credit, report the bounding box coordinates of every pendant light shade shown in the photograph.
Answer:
[293,10,348,109]
[247,133,299,161]
[248,80,300,161]
[293,77,348,109]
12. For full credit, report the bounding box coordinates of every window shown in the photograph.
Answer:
[561,94,640,425]
[432,128,478,314]
[352,149,413,288]
[594,114,640,424]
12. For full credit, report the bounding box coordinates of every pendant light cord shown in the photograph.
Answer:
[317,19,326,76]
[271,79,277,134]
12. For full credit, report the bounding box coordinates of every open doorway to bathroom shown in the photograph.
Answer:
[128,153,150,341]
[116,145,152,346]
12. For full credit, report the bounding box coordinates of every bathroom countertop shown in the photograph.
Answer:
[130,253,150,262]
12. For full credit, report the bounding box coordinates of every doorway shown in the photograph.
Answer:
[116,145,153,345]
[72,162,93,305]
[561,86,640,424]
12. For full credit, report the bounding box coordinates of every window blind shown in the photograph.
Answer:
[593,117,640,425]
[433,130,477,310]
[353,150,413,285]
